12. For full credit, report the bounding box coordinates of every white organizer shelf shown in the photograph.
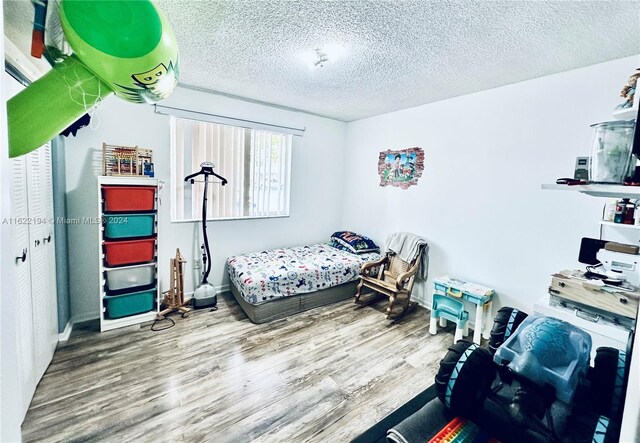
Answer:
[613,106,639,121]
[599,220,640,230]
[541,183,640,198]
[98,176,159,332]
[542,180,640,441]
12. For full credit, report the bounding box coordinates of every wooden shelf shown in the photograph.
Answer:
[542,183,640,198]
[599,220,640,230]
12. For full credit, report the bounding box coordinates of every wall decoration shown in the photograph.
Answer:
[378,147,425,189]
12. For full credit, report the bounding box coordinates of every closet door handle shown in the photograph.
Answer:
[35,239,41,247]
[43,233,51,243]
[16,248,27,263]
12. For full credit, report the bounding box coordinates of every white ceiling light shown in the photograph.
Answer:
[300,48,329,69]
[314,49,329,68]
[300,43,347,70]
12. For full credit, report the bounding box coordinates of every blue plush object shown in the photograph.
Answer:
[331,231,380,254]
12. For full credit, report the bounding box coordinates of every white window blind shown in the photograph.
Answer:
[171,116,292,221]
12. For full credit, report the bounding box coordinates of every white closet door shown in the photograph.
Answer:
[41,142,58,356]
[11,154,36,420]
[26,143,57,382]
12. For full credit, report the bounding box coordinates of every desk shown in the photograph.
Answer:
[432,276,494,344]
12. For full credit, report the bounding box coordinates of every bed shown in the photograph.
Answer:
[227,243,382,323]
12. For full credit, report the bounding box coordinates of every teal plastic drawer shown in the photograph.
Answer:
[104,213,155,239]
[104,287,155,319]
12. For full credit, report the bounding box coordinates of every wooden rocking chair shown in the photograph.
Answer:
[355,245,424,320]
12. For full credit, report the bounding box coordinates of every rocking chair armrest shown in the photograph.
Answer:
[395,260,421,290]
[360,256,387,274]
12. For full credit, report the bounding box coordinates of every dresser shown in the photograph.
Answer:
[98,176,159,331]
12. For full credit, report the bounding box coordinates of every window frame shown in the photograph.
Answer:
[170,116,293,223]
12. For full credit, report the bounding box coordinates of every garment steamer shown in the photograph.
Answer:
[185,162,228,308]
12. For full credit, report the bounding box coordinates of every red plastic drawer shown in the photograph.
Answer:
[102,186,156,212]
[104,238,156,267]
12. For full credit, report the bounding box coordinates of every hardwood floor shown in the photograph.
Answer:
[22,292,453,442]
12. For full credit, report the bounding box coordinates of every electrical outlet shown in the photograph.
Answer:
[194,258,201,269]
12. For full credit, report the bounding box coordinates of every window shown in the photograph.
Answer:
[171,116,292,221]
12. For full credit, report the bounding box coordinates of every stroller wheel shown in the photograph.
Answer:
[489,306,528,355]
[435,340,495,417]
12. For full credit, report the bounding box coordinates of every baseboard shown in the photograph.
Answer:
[58,320,73,342]
[183,284,230,302]
[71,312,99,325]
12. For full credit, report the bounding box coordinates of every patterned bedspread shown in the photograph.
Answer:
[227,243,381,305]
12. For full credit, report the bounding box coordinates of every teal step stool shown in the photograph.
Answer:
[429,293,469,342]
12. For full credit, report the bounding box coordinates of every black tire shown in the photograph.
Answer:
[591,347,629,420]
[435,340,496,417]
[489,307,528,355]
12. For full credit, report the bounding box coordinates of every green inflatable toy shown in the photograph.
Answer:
[7,0,179,158]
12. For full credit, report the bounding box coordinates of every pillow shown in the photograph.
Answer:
[328,240,353,253]
[330,231,380,254]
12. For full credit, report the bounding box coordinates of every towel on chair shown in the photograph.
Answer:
[385,232,429,280]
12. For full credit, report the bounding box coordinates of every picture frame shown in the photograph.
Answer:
[378,147,425,189]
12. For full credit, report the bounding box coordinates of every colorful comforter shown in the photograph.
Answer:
[227,243,381,305]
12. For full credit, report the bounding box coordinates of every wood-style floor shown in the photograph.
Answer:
[22,292,453,442]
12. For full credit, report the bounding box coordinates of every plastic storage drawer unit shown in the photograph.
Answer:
[104,213,155,239]
[102,186,156,212]
[104,287,156,319]
[105,263,156,292]
[104,238,156,267]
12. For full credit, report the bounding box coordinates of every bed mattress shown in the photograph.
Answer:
[227,243,381,305]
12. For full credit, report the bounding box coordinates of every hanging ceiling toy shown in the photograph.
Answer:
[7,0,179,158]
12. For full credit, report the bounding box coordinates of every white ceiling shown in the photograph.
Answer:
[5,1,640,121]
[156,0,640,121]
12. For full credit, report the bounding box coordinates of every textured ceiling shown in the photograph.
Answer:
[156,0,640,121]
[4,1,640,121]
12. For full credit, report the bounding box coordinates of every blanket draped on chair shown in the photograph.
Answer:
[385,232,429,280]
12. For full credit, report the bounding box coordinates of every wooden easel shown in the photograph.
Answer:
[157,249,191,318]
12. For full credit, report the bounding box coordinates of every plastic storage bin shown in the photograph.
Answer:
[104,238,156,267]
[433,275,494,305]
[589,120,636,183]
[102,185,156,212]
[105,263,156,292]
[493,314,592,404]
[104,213,155,239]
[104,287,156,319]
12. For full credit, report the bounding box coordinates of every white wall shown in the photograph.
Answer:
[64,87,347,321]
[341,55,640,314]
